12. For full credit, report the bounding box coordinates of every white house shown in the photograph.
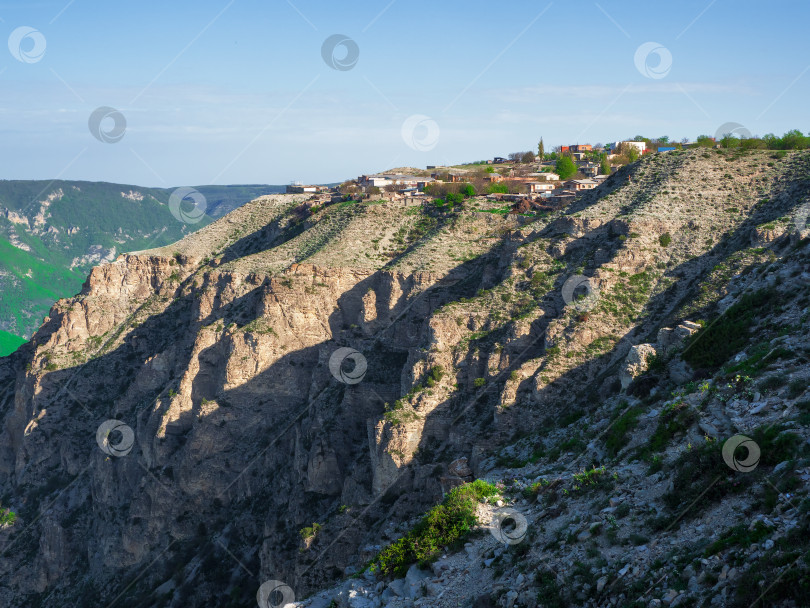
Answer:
[527,182,555,194]
[610,141,646,155]
[358,174,433,190]
[563,179,597,191]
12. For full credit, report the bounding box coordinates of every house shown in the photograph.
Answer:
[563,179,597,191]
[493,157,507,164]
[358,174,392,189]
[286,182,327,194]
[610,141,647,155]
[483,173,504,183]
[527,182,555,194]
[358,174,433,190]
[592,174,609,183]
[569,144,593,153]
[549,189,577,205]
[535,172,559,181]
[578,163,600,177]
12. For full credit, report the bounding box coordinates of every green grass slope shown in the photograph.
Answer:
[0,330,26,356]
[0,180,290,340]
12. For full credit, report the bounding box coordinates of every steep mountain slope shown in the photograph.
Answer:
[0,181,284,351]
[0,149,808,608]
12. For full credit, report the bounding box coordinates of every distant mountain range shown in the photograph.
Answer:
[0,180,285,353]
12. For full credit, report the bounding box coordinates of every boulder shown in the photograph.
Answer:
[620,343,658,389]
[447,457,473,479]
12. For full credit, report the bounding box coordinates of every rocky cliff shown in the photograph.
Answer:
[1,149,810,608]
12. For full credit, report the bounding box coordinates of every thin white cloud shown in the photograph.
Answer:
[493,81,757,103]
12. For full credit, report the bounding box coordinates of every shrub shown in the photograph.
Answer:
[661,439,739,517]
[534,570,567,608]
[704,521,772,556]
[571,466,610,492]
[474,377,486,388]
[428,365,445,383]
[645,352,666,373]
[604,406,642,456]
[658,233,672,247]
[299,523,322,540]
[662,426,802,522]
[0,505,16,526]
[645,401,697,453]
[759,373,788,392]
[369,480,499,577]
[682,289,776,369]
[787,379,805,399]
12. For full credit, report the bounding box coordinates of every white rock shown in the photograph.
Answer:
[774,461,790,473]
[750,402,769,415]
[388,579,406,597]
[597,576,608,593]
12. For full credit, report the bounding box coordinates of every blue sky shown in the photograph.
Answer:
[0,0,808,187]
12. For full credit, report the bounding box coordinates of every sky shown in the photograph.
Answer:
[0,0,808,188]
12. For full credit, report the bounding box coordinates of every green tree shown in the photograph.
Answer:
[779,129,810,150]
[445,193,464,206]
[537,137,545,158]
[600,155,611,176]
[720,134,740,149]
[460,183,475,198]
[555,156,577,179]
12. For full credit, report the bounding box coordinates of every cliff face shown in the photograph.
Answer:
[1,151,809,607]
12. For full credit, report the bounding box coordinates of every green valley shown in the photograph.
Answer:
[0,180,284,353]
